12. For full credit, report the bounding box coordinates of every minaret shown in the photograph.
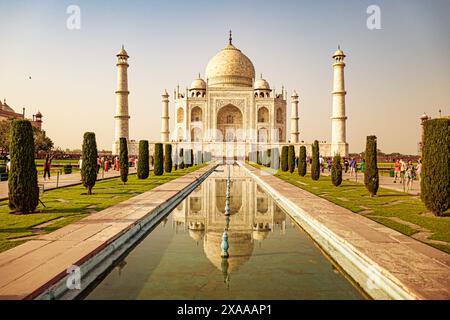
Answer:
[161,89,170,142]
[331,46,348,156]
[113,45,130,154]
[290,90,299,143]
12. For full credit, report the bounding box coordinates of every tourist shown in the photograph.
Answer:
[6,159,10,173]
[349,158,356,176]
[393,159,401,183]
[416,159,422,184]
[344,158,349,173]
[43,154,53,180]
[360,159,365,173]
[400,159,407,184]
[97,157,101,174]
[105,157,109,172]
[115,156,120,171]
[319,156,324,173]
[405,160,415,192]
[327,158,332,173]
[78,157,83,170]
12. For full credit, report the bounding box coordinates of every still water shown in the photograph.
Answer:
[85,165,364,299]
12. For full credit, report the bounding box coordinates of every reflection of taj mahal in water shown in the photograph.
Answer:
[172,165,287,274]
[112,31,349,158]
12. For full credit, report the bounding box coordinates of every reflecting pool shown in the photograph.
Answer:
[85,165,364,300]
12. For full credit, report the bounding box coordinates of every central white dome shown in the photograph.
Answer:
[205,42,255,88]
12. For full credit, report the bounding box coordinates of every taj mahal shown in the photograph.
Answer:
[112,32,349,158]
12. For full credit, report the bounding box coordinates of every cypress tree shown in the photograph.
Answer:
[280,146,289,172]
[421,118,450,215]
[364,135,379,197]
[179,148,185,169]
[311,140,320,181]
[288,145,296,173]
[164,144,172,173]
[80,132,98,195]
[119,138,128,184]
[331,154,343,186]
[8,119,39,213]
[298,146,307,177]
[173,149,178,170]
[190,149,194,167]
[154,143,164,176]
[137,140,149,179]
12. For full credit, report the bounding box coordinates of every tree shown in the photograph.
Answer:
[0,120,11,155]
[154,143,164,176]
[331,154,343,186]
[137,140,149,179]
[364,135,379,197]
[179,148,185,169]
[33,128,53,156]
[164,144,173,173]
[421,118,450,215]
[311,140,320,181]
[8,120,39,213]
[288,145,295,173]
[190,149,194,167]
[298,146,307,177]
[119,138,128,184]
[280,146,289,172]
[81,132,98,195]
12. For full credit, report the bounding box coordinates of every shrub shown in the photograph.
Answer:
[154,143,164,176]
[179,148,185,169]
[64,165,72,174]
[364,135,379,196]
[298,146,307,176]
[164,144,172,173]
[421,118,450,215]
[80,132,98,195]
[311,140,320,181]
[137,140,149,179]
[331,154,343,186]
[280,146,289,172]
[8,120,39,213]
[119,138,128,184]
[288,145,295,173]
[190,149,194,167]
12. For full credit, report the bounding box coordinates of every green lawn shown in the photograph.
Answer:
[249,162,450,254]
[0,164,207,253]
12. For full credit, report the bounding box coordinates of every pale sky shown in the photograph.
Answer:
[0,0,449,154]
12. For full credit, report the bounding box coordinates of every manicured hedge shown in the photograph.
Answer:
[421,118,450,215]
[311,140,320,181]
[298,146,307,177]
[331,154,343,186]
[137,140,149,179]
[154,143,164,176]
[164,144,172,173]
[364,136,379,196]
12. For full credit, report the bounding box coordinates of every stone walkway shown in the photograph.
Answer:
[320,170,421,195]
[0,164,215,300]
[0,169,137,201]
[242,162,450,300]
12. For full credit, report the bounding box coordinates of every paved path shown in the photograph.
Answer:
[243,163,450,300]
[0,164,215,299]
[322,170,421,195]
[0,169,137,200]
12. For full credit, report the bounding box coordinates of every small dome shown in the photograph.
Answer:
[254,77,270,90]
[190,77,206,90]
[333,47,345,58]
[117,45,129,57]
[420,112,429,120]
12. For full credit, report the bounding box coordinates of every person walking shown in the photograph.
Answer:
[400,159,407,184]
[43,154,53,180]
[405,160,415,192]
[349,158,356,176]
[319,156,324,173]
[327,158,332,173]
[416,159,422,184]
[393,159,401,183]
[360,159,365,173]
[344,158,349,173]
[105,157,109,172]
